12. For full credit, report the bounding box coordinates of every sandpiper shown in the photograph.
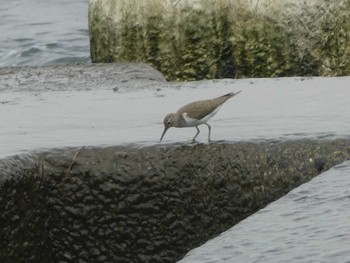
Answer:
[160,91,241,142]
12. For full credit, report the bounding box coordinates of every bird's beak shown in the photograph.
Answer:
[160,126,169,141]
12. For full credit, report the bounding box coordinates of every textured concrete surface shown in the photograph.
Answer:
[1,139,350,262]
[0,63,166,92]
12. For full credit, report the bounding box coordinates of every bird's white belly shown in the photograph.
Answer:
[181,106,221,127]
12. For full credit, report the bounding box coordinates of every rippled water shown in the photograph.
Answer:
[0,0,90,67]
[178,160,350,263]
[1,2,350,261]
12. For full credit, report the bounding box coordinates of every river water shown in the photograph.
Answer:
[1,1,350,262]
[0,0,90,67]
[178,160,350,263]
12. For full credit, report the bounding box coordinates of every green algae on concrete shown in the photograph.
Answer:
[1,139,350,262]
[88,0,350,81]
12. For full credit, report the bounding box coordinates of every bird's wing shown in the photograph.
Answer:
[177,100,221,120]
[177,92,239,121]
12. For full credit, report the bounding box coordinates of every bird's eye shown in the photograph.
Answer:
[167,121,171,125]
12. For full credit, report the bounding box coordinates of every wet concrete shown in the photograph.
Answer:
[0,63,166,92]
[1,139,350,262]
[1,63,350,262]
[1,63,350,158]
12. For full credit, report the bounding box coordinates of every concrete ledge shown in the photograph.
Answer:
[1,139,350,262]
[0,63,166,92]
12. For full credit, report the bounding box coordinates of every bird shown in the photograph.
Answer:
[160,91,241,142]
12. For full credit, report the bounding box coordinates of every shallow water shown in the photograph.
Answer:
[0,0,90,67]
[1,76,350,158]
[178,160,350,263]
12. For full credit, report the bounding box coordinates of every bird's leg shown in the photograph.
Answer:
[205,123,211,142]
[192,126,200,142]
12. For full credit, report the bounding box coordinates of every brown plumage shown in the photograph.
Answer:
[160,91,241,142]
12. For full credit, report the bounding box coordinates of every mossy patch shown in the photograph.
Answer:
[89,0,350,80]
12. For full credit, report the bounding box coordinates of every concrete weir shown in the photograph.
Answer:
[1,139,350,262]
[1,62,350,262]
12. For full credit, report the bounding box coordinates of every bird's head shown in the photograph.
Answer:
[160,113,176,141]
